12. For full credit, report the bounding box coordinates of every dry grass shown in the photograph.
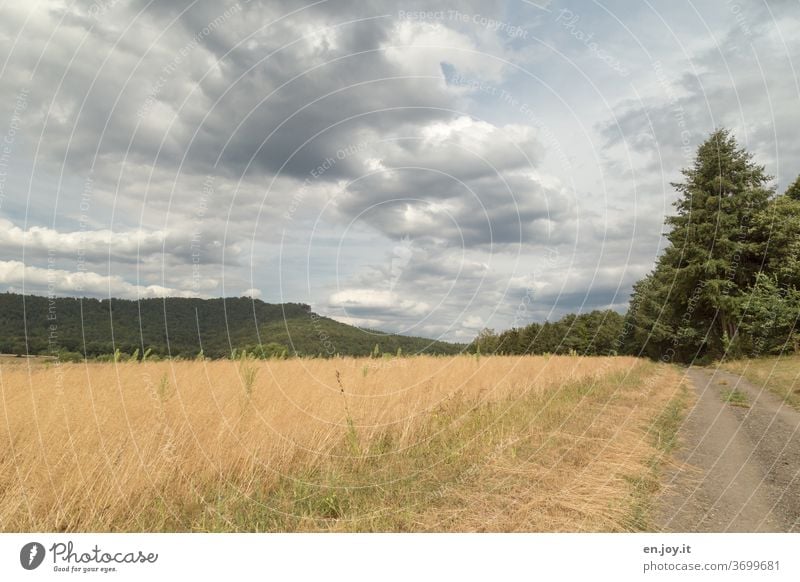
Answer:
[0,354,684,532]
[721,354,800,410]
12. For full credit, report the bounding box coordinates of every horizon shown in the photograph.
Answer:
[1,1,798,342]
[1,288,627,344]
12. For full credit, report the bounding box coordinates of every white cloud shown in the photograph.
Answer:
[1,0,797,342]
[0,260,198,299]
[0,218,166,260]
[461,315,485,329]
[329,288,430,315]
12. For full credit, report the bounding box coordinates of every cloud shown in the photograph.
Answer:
[329,288,430,315]
[0,260,199,299]
[461,314,485,330]
[597,8,800,189]
[329,116,570,248]
[0,217,242,272]
[0,218,166,261]
[2,0,797,342]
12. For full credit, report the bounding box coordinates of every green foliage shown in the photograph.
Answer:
[0,294,462,360]
[624,128,798,362]
[57,349,84,363]
[469,311,625,356]
[239,354,258,396]
[157,373,171,401]
[242,342,290,359]
[474,134,799,364]
[736,273,800,356]
[471,328,498,354]
[721,388,750,408]
[749,190,800,289]
[785,175,800,201]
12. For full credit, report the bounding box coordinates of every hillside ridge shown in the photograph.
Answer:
[0,292,461,359]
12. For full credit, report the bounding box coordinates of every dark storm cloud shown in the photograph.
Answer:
[326,116,568,248]
[3,0,796,340]
[12,0,511,185]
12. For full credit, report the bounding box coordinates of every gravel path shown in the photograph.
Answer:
[656,367,800,532]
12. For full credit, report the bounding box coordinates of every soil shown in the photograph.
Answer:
[656,367,800,532]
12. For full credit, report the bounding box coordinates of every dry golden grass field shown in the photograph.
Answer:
[0,354,686,532]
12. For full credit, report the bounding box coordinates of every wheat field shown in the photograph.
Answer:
[0,354,685,532]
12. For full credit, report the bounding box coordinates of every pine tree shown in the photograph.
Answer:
[784,175,800,201]
[627,129,774,361]
[750,183,800,289]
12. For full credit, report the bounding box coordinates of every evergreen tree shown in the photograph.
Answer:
[627,129,774,361]
[469,310,624,356]
[784,175,800,201]
[750,184,800,289]
[736,273,800,356]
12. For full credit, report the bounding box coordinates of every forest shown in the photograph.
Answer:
[2,130,797,365]
[471,129,800,364]
[0,294,461,360]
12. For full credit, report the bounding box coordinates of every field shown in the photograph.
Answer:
[720,354,800,410]
[0,355,686,532]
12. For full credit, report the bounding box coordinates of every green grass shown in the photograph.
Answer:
[624,379,691,530]
[721,388,750,408]
[720,354,800,411]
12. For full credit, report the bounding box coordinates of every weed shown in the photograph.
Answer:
[157,373,171,401]
[721,388,750,408]
[335,370,360,456]
[626,379,691,530]
[239,353,258,396]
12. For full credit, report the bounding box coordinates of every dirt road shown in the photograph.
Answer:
[656,367,800,532]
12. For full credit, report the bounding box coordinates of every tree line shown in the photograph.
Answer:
[470,129,800,363]
[0,294,462,360]
[2,129,797,365]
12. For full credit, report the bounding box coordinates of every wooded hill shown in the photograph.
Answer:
[3,130,797,365]
[0,294,462,360]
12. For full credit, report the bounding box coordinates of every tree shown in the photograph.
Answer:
[785,175,800,201]
[737,273,800,356]
[626,129,774,361]
[471,310,624,356]
[471,328,499,354]
[750,186,800,289]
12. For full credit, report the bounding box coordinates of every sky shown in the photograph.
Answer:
[0,0,798,342]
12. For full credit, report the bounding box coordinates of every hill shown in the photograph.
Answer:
[0,293,462,359]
